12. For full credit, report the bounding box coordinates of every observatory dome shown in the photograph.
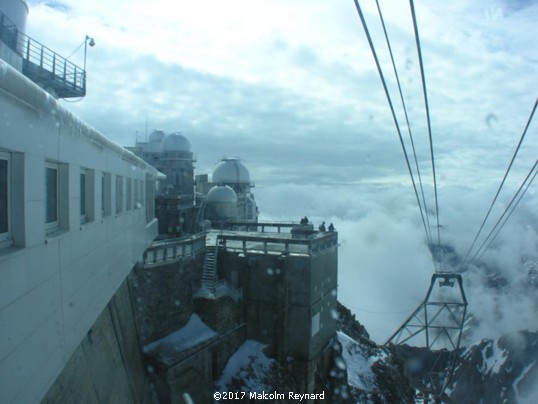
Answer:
[149,129,165,143]
[206,185,237,204]
[212,158,250,184]
[205,185,238,222]
[163,132,191,152]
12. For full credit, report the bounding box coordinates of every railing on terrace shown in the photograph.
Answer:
[0,10,86,98]
[142,233,206,268]
[215,231,338,256]
[222,221,300,233]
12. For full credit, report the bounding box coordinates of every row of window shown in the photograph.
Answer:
[44,163,147,230]
[0,152,9,245]
[0,151,156,248]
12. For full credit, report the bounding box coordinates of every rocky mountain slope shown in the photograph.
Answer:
[215,300,538,403]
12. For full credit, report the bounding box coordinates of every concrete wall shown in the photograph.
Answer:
[129,258,203,346]
[131,252,246,403]
[0,60,159,403]
[237,244,338,362]
[41,279,154,403]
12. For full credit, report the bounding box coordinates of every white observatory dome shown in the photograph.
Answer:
[163,132,191,152]
[212,158,250,185]
[149,129,165,143]
[206,185,237,203]
[205,185,238,222]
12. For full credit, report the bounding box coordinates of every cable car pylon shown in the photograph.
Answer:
[385,269,468,401]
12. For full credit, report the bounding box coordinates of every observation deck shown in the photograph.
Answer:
[0,10,86,98]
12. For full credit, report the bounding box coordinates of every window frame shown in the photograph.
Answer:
[0,151,11,247]
[126,177,132,211]
[115,175,123,215]
[134,179,139,209]
[80,169,87,223]
[45,161,59,232]
[102,172,111,218]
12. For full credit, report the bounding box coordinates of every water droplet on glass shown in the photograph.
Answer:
[335,357,346,370]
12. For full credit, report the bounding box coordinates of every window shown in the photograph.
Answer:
[115,175,123,214]
[126,178,132,211]
[134,179,139,208]
[0,152,10,245]
[45,162,59,229]
[80,170,87,220]
[146,176,155,222]
[102,172,111,217]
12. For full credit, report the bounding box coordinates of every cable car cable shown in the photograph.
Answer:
[352,0,435,269]
[471,159,537,265]
[409,0,441,270]
[375,0,433,247]
[462,97,537,266]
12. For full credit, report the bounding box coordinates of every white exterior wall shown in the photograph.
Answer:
[0,61,159,403]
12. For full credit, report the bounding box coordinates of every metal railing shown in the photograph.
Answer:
[215,231,338,256]
[142,233,206,268]
[223,221,299,233]
[0,10,86,98]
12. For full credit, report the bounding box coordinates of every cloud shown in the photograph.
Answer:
[257,182,538,344]
[21,0,538,346]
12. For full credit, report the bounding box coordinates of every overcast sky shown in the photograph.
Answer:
[25,0,538,343]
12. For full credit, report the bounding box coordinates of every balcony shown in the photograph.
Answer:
[0,11,86,98]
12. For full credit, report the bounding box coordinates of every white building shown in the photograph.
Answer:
[0,1,162,402]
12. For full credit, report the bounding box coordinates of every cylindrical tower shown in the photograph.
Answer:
[0,0,28,35]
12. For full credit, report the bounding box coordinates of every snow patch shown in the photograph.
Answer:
[144,314,217,357]
[337,331,379,392]
[512,360,536,403]
[479,341,508,375]
[216,340,275,392]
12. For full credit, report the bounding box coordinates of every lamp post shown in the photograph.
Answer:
[83,35,95,72]
[83,35,95,95]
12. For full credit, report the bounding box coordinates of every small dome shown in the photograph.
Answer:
[149,129,165,143]
[163,132,191,152]
[212,158,250,184]
[206,185,237,203]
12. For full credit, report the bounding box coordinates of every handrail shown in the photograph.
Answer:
[216,231,338,255]
[143,234,206,268]
[0,9,86,97]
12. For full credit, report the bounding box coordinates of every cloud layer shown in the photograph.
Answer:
[257,182,538,344]
[23,0,538,345]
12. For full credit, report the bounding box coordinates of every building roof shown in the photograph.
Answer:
[162,132,191,152]
[206,185,237,203]
[212,158,250,184]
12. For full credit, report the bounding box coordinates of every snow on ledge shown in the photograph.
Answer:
[216,340,275,392]
[143,314,217,359]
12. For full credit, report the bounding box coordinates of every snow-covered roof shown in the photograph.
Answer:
[143,314,217,364]
[215,340,275,392]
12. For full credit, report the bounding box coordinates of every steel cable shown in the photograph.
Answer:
[462,97,538,266]
[470,159,538,265]
[375,0,433,248]
[409,0,442,270]
[352,0,434,266]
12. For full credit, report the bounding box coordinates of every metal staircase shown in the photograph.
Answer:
[200,241,218,296]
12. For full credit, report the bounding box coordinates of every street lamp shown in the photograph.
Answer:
[83,35,95,72]
[82,35,95,95]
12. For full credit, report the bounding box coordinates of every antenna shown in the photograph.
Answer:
[145,113,149,142]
